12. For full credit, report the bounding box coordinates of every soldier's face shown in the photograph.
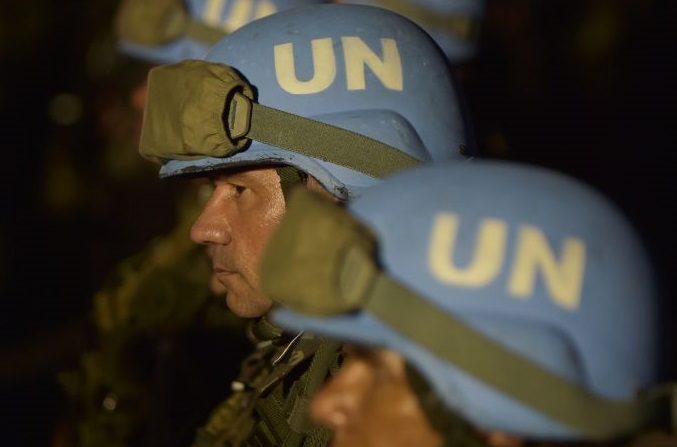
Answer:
[190,167,285,317]
[310,347,442,447]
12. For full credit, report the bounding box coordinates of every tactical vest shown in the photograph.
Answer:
[192,318,340,447]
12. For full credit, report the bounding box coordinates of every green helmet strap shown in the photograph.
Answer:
[261,187,677,441]
[116,0,226,46]
[140,60,421,178]
[276,166,306,200]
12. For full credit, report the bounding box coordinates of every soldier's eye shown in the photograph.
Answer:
[234,185,247,195]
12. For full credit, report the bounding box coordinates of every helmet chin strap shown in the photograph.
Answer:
[275,166,307,200]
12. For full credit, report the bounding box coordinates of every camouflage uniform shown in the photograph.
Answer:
[61,187,248,447]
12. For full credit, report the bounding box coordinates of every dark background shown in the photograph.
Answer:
[1,1,675,445]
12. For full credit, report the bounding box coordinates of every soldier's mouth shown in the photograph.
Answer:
[214,269,239,288]
[213,265,237,275]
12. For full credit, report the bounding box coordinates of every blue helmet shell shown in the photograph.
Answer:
[118,0,327,64]
[160,4,471,199]
[274,161,659,439]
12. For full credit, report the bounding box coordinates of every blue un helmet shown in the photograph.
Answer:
[264,161,672,441]
[139,4,472,199]
[341,0,486,63]
[115,0,328,64]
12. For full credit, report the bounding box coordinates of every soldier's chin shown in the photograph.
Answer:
[225,290,273,318]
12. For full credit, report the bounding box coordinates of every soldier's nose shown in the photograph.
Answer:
[191,204,232,246]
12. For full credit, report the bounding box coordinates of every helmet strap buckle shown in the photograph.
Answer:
[226,92,253,141]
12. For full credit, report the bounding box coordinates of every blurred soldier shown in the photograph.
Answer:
[138,4,472,445]
[264,161,677,447]
[61,2,329,447]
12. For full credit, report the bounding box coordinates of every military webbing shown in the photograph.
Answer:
[359,271,662,440]
[249,316,284,343]
[372,0,478,40]
[286,340,341,435]
[250,336,338,447]
[193,319,336,447]
[140,61,421,179]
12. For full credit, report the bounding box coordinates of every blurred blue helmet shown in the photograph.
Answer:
[271,161,661,440]
[115,0,328,64]
[341,0,486,63]
[157,4,472,199]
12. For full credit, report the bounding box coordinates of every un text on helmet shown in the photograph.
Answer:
[428,213,586,311]
[274,37,404,94]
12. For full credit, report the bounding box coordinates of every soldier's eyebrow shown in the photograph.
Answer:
[208,171,259,187]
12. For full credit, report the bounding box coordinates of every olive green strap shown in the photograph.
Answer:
[250,317,284,343]
[251,337,338,447]
[363,273,653,440]
[277,167,306,200]
[373,0,477,39]
[256,394,288,445]
[229,93,421,178]
[284,339,339,447]
[142,61,420,177]
[184,19,227,45]
[250,336,317,446]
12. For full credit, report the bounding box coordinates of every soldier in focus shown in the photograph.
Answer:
[137,4,473,445]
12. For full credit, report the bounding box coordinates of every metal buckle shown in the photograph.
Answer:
[226,92,253,141]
